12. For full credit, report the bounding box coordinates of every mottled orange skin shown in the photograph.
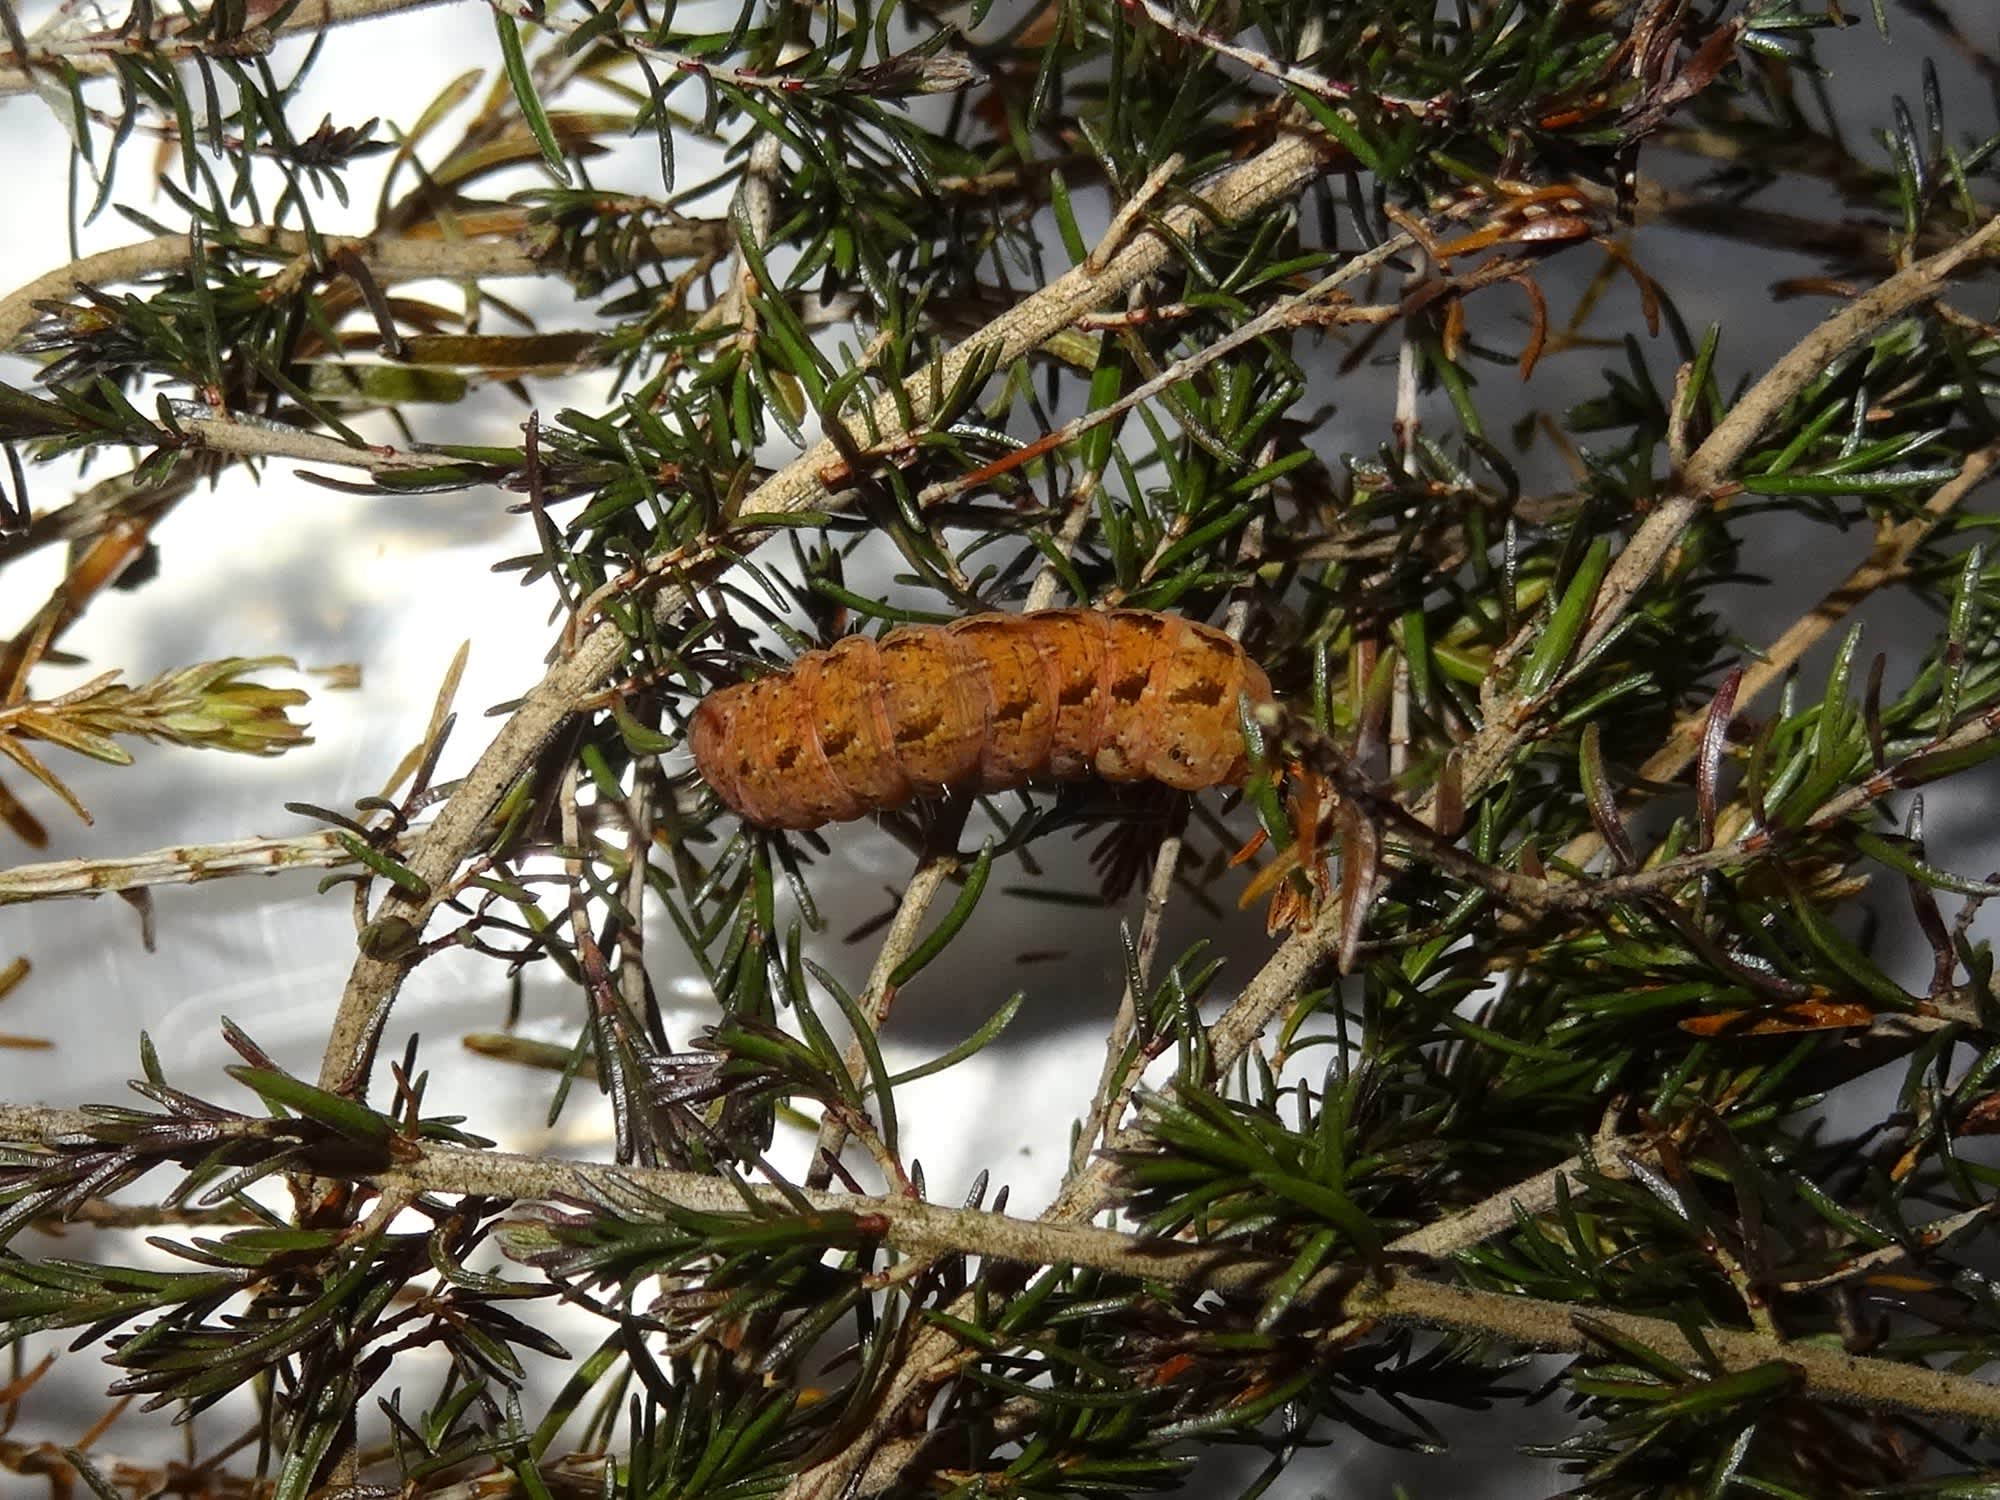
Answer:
[688,609,1274,831]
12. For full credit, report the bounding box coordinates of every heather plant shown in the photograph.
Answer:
[2,0,2000,1497]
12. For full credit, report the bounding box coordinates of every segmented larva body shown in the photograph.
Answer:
[689,609,1274,831]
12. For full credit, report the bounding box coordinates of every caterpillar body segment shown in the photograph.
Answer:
[688,609,1274,831]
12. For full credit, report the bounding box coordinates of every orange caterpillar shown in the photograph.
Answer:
[689,609,1274,830]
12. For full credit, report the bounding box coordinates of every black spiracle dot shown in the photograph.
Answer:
[894,707,943,744]
[1167,676,1227,707]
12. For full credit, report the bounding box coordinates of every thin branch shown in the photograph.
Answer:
[0,218,727,350]
[1802,690,2000,834]
[1119,0,1449,117]
[1777,1200,1996,1293]
[1558,438,2000,873]
[806,845,960,1190]
[1426,212,2000,830]
[31,1196,261,1231]
[1386,1125,1656,1261]
[172,413,479,473]
[1068,828,1181,1178]
[0,829,352,904]
[368,1132,2000,1432]
[1347,1274,2000,1428]
[5,1103,1976,1435]
[920,243,1523,514]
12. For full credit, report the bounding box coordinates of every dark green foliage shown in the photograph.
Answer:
[3,0,2000,1496]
